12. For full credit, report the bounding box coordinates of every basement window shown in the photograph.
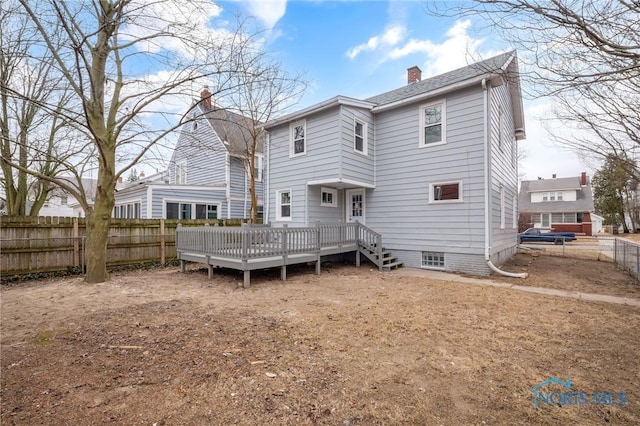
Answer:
[422,251,445,269]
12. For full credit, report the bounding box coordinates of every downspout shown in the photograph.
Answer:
[225,152,231,219]
[482,78,527,278]
[265,132,270,225]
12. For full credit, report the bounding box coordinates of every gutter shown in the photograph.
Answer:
[482,78,527,279]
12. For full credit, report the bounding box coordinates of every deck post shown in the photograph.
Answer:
[356,249,361,267]
[180,259,186,273]
[316,221,321,275]
[206,255,213,279]
[281,225,288,281]
[242,227,250,287]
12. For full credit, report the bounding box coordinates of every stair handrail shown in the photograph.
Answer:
[356,222,383,270]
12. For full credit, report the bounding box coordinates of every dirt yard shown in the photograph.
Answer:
[1,253,639,425]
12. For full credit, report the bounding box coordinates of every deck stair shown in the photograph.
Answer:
[358,242,403,271]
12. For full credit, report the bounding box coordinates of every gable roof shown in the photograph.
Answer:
[262,51,524,137]
[519,177,594,213]
[366,51,515,106]
[199,104,264,156]
[523,176,582,192]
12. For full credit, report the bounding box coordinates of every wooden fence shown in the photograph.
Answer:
[0,216,249,278]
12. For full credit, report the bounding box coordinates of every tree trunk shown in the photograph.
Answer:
[84,164,116,283]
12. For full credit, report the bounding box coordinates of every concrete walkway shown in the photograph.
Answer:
[392,268,640,308]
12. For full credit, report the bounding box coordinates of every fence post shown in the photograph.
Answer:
[160,219,166,265]
[73,217,79,268]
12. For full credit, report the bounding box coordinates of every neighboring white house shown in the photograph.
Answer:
[518,172,595,236]
[113,88,264,220]
[30,177,100,217]
[262,51,525,276]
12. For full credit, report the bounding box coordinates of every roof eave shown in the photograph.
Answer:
[263,96,376,130]
[371,73,496,113]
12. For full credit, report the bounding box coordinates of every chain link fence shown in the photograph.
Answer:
[614,238,640,281]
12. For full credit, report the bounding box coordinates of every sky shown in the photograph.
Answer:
[173,0,593,182]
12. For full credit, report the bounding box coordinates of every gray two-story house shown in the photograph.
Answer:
[263,51,525,275]
[114,89,264,220]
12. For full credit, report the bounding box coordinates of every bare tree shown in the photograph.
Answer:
[429,1,640,171]
[2,0,264,283]
[0,1,81,216]
[220,51,306,223]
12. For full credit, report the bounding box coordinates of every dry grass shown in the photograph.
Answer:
[1,259,639,425]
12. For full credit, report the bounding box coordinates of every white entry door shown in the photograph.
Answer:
[346,189,365,223]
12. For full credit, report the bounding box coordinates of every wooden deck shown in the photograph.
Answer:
[176,222,388,287]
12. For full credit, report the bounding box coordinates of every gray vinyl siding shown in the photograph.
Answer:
[367,86,487,255]
[229,199,246,218]
[170,108,227,186]
[391,250,492,275]
[488,82,519,256]
[267,107,342,226]
[306,186,345,224]
[113,187,147,218]
[229,156,246,199]
[150,187,227,218]
[339,106,375,185]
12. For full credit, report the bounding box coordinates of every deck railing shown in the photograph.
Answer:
[176,222,381,265]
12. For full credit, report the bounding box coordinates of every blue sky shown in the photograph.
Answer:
[199,0,591,182]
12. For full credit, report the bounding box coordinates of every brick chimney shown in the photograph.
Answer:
[200,86,212,109]
[407,66,422,84]
[581,171,587,186]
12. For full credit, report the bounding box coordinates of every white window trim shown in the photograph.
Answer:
[162,199,221,220]
[500,187,506,229]
[175,159,187,184]
[289,120,306,157]
[113,200,142,219]
[429,180,463,204]
[353,117,368,155]
[320,187,338,208]
[276,189,292,221]
[419,99,446,148]
[421,251,445,270]
[254,155,264,182]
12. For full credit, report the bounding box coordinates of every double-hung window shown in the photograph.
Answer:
[276,189,292,220]
[354,119,367,154]
[290,120,306,156]
[419,100,446,146]
[321,187,337,207]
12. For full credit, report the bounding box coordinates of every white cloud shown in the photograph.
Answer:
[346,20,492,77]
[346,25,407,60]
[241,0,288,29]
